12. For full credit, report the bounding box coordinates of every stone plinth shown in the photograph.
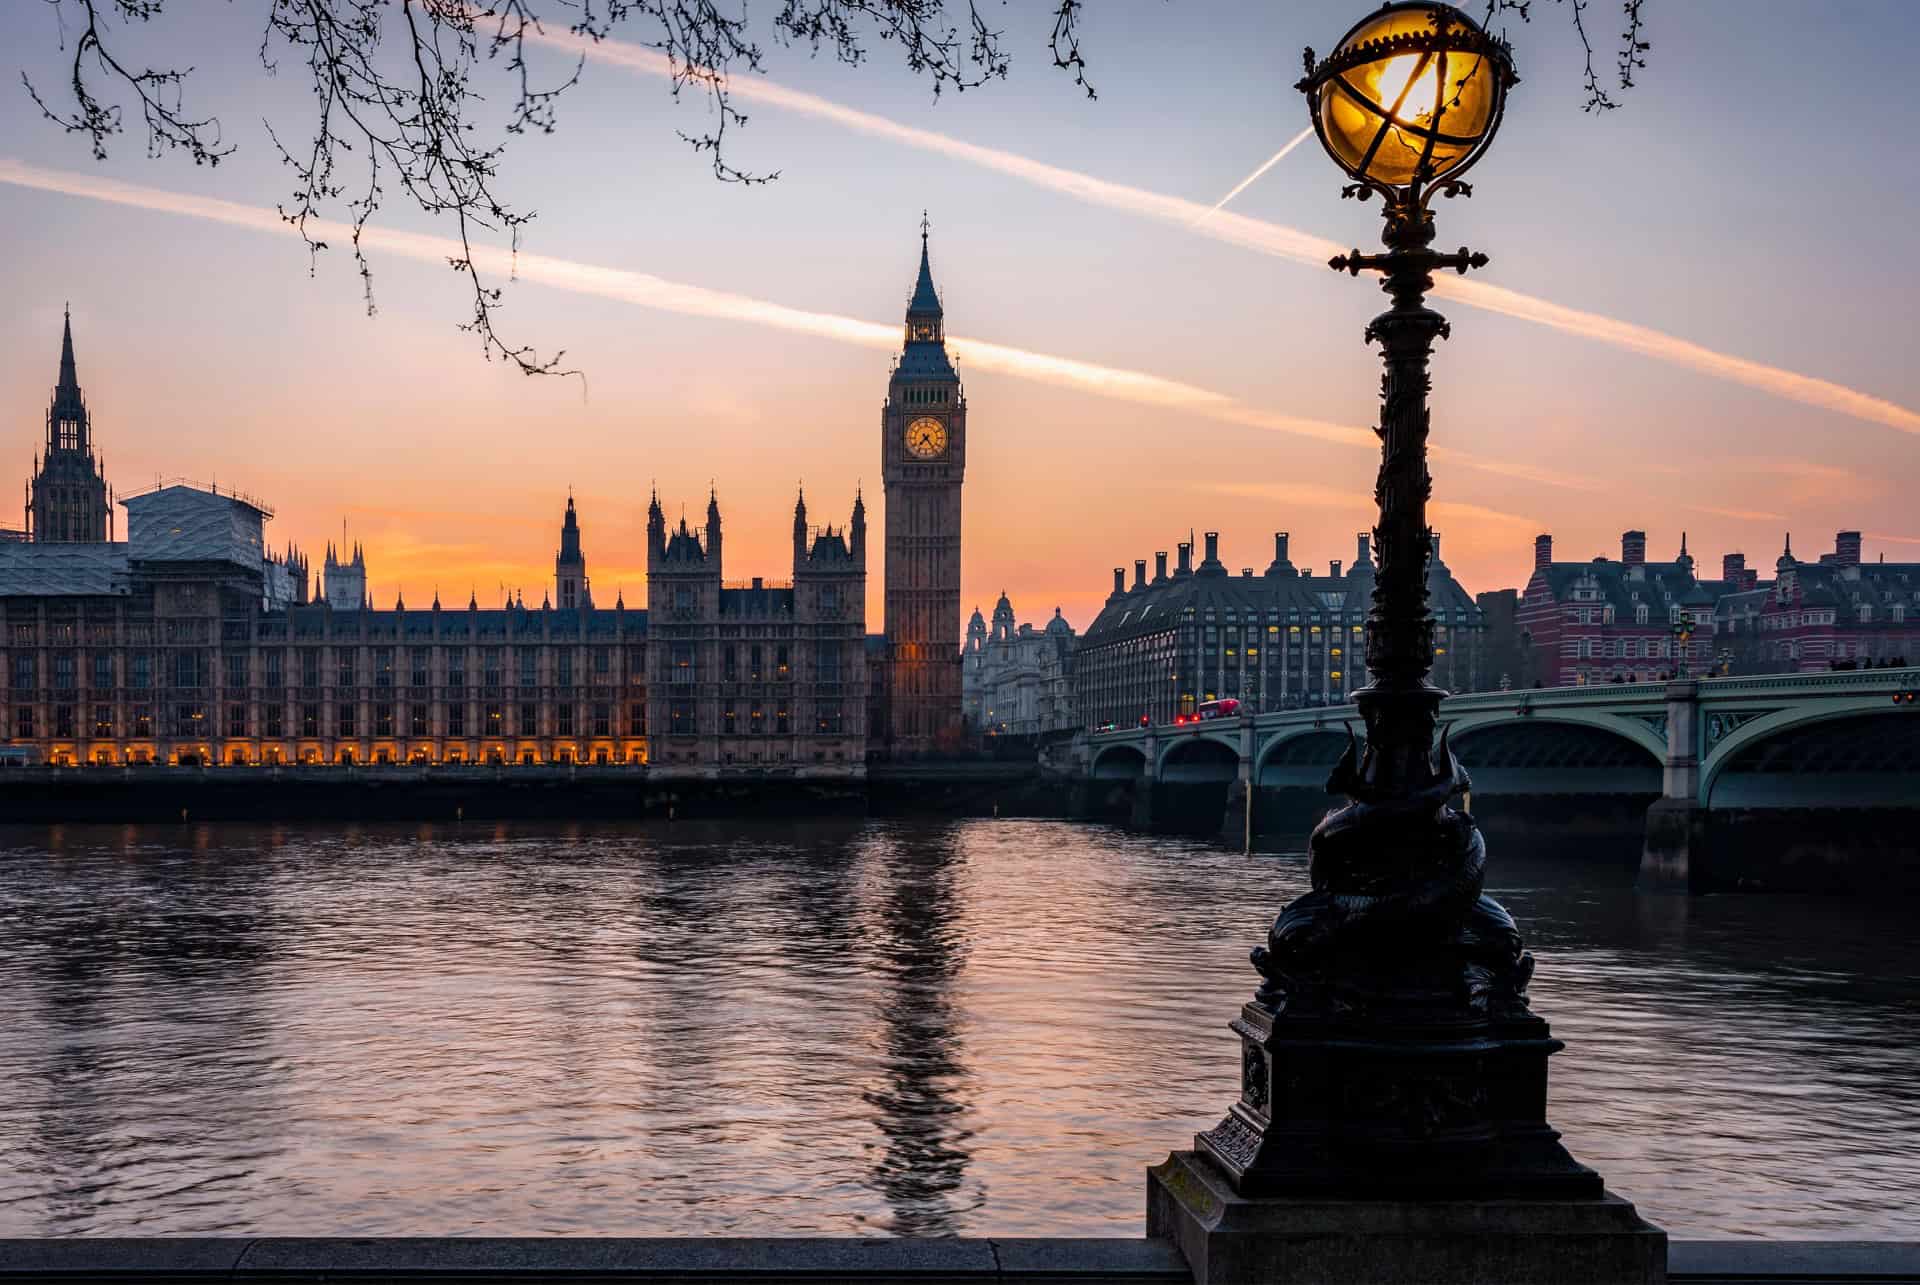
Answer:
[1148,1149,1667,1285]
[1197,1000,1601,1199]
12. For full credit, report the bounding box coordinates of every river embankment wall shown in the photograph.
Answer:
[0,763,1077,824]
[0,1237,1910,1283]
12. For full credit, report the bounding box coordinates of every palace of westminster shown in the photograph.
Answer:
[0,236,1517,770]
[0,235,976,770]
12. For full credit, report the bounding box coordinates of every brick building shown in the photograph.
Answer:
[1511,529,1920,686]
[1515,531,1724,687]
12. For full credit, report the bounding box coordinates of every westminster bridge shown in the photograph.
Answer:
[1073,668,1920,893]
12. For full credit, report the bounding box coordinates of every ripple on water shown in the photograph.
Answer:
[0,818,1915,1237]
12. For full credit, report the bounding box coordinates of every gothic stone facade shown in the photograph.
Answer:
[643,490,868,770]
[0,487,651,767]
[0,485,874,770]
[880,229,966,755]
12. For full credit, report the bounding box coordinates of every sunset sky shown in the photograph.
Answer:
[3,2,1917,629]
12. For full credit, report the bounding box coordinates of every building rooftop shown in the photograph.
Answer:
[0,541,129,597]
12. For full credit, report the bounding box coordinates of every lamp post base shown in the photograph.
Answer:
[1147,1150,1667,1285]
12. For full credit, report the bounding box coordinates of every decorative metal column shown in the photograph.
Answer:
[1150,17,1664,1253]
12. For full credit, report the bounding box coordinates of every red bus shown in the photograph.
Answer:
[1175,698,1240,726]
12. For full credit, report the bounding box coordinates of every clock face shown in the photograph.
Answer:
[905,416,948,459]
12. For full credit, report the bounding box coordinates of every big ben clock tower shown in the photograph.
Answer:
[882,218,966,755]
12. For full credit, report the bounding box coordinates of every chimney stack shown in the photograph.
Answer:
[1275,532,1290,563]
[1356,532,1372,565]
[1430,531,1442,564]
[1154,551,1168,583]
[1835,530,1862,567]
[1112,567,1126,597]
[1177,542,1192,576]
[1330,559,1343,578]
[1133,559,1147,590]
[1203,531,1220,567]
[1722,552,1746,584]
[1622,530,1647,566]
[1535,533,1553,570]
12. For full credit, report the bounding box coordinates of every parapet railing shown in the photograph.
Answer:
[119,476,276,519]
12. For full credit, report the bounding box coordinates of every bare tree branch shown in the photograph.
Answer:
[1484,0,1654,113]
[25,1,1646,375]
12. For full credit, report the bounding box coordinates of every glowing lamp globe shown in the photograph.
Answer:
[1298,2,1516,197]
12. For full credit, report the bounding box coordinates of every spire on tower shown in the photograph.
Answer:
[908,217,943,319]
[58,305,78,393]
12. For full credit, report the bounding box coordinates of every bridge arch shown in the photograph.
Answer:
[1704,704,1920,807]
[1443,709,1667,764]
[1159,734,1240,783]
[1256,728,1352,788]
[1445,717,1663,796]
[1090,743,1148,780]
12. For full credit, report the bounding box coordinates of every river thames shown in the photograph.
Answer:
[0,817,1913,1238]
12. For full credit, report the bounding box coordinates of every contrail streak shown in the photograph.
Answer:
[525,25,1920,439]
[1204,128,1316,215]
[0,157,1597,493]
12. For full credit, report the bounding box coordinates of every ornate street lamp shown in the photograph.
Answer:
[1148,6,1663,1280]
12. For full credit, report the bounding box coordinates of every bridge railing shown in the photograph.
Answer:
[1080,667,1920,750]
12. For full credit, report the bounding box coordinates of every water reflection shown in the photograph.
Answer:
[0,819,1914,1238]
[862,827,977,1234]
[9,829,287,1233]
